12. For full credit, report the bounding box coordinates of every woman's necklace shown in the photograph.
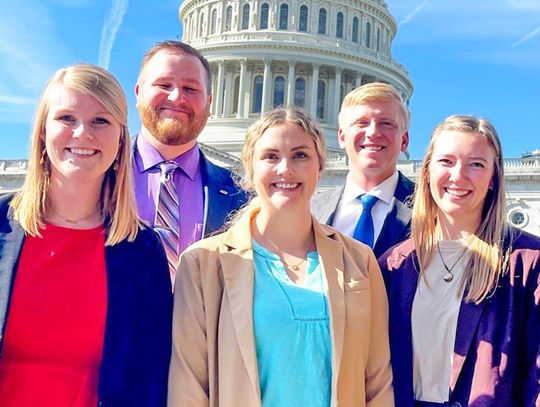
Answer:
[48,205,101,225]
[257,235,308,272]
[436,241,470,283]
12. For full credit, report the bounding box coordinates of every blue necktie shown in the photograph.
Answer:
[154,161,180,282]
[352,194,379,248]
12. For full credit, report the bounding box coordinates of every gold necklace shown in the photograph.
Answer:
[258,235,308,272]
[436,241,470,283]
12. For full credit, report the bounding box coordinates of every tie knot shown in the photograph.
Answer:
[359,194,378,210]
[159,161,178,181]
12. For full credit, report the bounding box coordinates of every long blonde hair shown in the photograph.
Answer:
[11,63,140,245]
[412,115,509,303]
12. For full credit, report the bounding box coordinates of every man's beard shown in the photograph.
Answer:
[138,102,209,146]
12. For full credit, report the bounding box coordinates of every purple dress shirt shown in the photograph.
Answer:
[133,135,204,254]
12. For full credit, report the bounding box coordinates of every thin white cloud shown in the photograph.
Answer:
[98,0,129,69]
[400,0,430,26]
[513,25,540,47]
[0,95,35,105]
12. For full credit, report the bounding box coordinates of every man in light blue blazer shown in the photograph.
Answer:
[312,82,414,258]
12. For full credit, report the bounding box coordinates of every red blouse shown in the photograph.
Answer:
[0,224,108,406]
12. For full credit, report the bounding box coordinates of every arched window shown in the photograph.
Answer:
[242,4,250,30]
[318,8,327,34]
[252,75,263,113]
[211,9,217,34]
[273,76,285,107]
[336,12,344,39]
[260,3,269,29]
[376,27,381,51]
[294,78,306,107]
[299,5,308,32]
[365,21,372,48]
[199,13,205,37]
[225,6,232,31]
[279,4,289,30]
[352,17,359,43]
[317,80,326,119]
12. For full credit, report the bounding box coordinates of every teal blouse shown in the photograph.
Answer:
[252,240,332,407]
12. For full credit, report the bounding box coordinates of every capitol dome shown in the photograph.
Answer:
[180,0,413,154]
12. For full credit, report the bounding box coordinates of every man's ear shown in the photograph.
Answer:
[400,130,409,152]
[338,128,346,149]
[135,83,140,97]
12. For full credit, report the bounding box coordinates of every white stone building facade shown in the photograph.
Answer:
[180,0,413,153]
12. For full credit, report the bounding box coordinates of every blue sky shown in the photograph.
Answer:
[0,0,539,160]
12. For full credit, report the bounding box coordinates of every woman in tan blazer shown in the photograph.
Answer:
[168,107,393,407]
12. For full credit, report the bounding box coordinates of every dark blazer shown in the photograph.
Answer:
[0,194,173,406]
[378,229,540,407]
[199,151,249,237]
[311,172,415,258]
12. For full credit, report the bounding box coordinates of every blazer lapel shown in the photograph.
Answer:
[312,185,344,225]
[200,154,236,237]
[450,298,487,390]
[220,209,260,400]
[313,221,345,402]
[0,215,25,347]
[374,197,412,256]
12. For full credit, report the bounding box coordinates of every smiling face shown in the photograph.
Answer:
[42,86,121,188]
[136,49,212,148]
[338,99,408,188]
[251,122,321,213]
[428,130,496,230]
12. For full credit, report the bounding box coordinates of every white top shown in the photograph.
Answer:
[332,171,399,244]
[411,238,471,402]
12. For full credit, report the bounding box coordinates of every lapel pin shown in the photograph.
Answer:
[219,189,229,195]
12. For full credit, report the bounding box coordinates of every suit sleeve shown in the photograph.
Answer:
[365,249,395,407]
[137,230,173,406]
[521,248,540,406]
[168,249,210,407]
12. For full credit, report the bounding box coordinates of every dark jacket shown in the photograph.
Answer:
[311,172,415,258]
[378,229,540,406]
[0,193,173,406]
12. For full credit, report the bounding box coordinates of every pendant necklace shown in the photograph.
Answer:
[436,241,470,283]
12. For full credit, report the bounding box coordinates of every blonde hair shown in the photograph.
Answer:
[412,115,509,303]
[338,82,410,131]
[240,106,327,192]
[11,63,140,245]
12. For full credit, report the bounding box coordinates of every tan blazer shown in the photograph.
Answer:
[168,203,394,407]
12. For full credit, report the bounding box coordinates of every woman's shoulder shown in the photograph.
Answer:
[507,226,540,251]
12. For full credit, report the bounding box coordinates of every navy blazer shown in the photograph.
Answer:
[0,194,173,406]
[198,151,249,237]
[311,171,415,258]
[132,139,249,239]
[378,229,540,406]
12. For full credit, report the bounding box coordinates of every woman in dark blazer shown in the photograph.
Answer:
[0,64,172,406]
[379,115,539,406]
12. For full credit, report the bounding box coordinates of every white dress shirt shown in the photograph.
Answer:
[332,171,399,244]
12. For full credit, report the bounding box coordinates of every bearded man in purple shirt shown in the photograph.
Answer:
[132,41,248,272]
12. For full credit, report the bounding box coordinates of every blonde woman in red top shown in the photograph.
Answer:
[0,64,172,406]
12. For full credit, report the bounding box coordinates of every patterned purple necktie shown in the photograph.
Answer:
[154,161,180,281]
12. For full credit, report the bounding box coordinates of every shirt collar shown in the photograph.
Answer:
[134,134,200,181]
[342,171,399,205]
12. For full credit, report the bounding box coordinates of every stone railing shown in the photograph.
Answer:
[0,160,28,173]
